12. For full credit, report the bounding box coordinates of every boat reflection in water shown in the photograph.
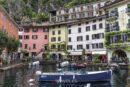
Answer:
[39,82,111,87]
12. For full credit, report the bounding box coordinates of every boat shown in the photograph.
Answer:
[67,63,87,69]
[36,70,112,83]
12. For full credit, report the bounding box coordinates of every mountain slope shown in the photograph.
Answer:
[0,0,99,23]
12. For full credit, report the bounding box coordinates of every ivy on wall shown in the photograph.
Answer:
[105,29,130,51]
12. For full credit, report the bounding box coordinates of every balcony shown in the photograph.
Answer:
[106,10,118,21]
[112,26,119,31]
[50,17,56,23]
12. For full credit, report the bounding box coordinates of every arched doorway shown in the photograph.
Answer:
[111,49,128,63]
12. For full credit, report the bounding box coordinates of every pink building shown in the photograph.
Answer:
[19,22,48,57]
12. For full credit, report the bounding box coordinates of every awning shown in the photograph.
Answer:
[69,51,92,55]
[92,51,106,54]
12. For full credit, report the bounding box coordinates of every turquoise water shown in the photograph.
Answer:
[0,64,128,87]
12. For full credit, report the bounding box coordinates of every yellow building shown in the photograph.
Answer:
[48,24,67,60]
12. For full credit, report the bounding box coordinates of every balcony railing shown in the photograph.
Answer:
[50,17,56,23]
[112,26,119,31]
[106,10,118,21]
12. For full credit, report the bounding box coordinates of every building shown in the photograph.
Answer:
[67,1,106,60]
[0,6,19,59]
[19,22,48,57]
[104,0,130,63]
[49,0,107,60]
[48,24,67,60]
[0,6,18,38]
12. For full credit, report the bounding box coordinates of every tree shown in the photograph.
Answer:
[43,44,50,60]
[0,30,8,55]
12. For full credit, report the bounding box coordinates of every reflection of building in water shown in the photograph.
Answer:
[0,72,5,86]
[112,69,128,87]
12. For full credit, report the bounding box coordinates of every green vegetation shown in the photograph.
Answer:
[92,54,101,63]
[21,56,31,62]
[105,29,130,51]
[0,30,20,55]
[0,0,99,23]
[43,44,50,60]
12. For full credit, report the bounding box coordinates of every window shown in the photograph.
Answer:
[52,31,55,35]
[99,23,103,29]
[58,37,61,41]
[93,20,96,23]
[92,33,104,40]
[68,25,71,28]
[19,28,23,31]
[53,26,55,29]
[86,35,89,40]
[78,28,81,33]
[25,44,28,49]
[51,45,56,49]
[86,44,89,49]
[58,45,61,50]
[69,37,71,42]
[24,35,29,39]
[33,44,36,49]
[32,35,38,39]
[96,43,98,48]
[99,18,102,21]
[45,35,47,39]
[78,23,81,26]
[58,30,61,34]
[77,45,83,50]
[58,25,61,28]
[51,37,56,42]
[68,29,71,34]
[86,26,90,31]
[92,44,95,49]
[43,28,48,32]
[99,43,103,48]
[77,36,83,41]
[32,28,38,32]
[24,29,29,32]
[86,22,89,24]
[92,25,96,30]
[61,45,65,49]
[73,8,75,12]
[19,35,22,39]
[68,45,73,50]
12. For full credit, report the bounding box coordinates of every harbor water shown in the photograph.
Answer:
[0,64,129,87]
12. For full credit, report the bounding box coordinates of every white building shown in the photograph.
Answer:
[105,0,130,63]
[66,1,107,59]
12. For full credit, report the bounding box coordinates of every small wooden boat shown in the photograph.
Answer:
[36,70,112,83]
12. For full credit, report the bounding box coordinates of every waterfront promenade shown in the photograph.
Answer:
[0,62,27,71]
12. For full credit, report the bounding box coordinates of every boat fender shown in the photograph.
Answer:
[59,76,62,83]
[86,83,91,87]
[36,71,42,75]
[73,75,75,80]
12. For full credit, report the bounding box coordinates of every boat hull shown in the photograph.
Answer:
[38,70,112,83]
